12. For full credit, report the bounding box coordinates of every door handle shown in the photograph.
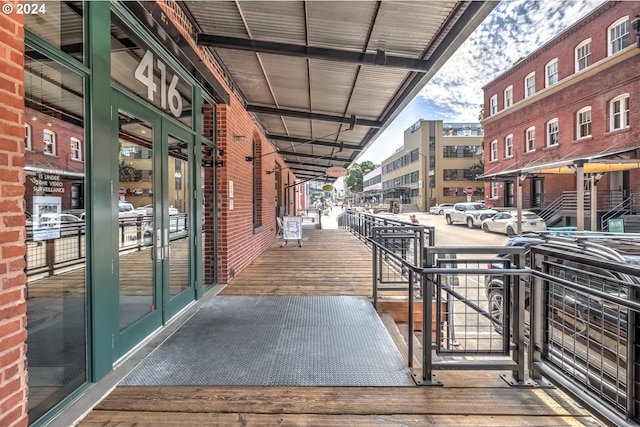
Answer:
[156,229,163,261]
[164,228,170,259]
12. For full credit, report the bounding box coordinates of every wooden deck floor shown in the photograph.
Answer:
[78,228,604,427]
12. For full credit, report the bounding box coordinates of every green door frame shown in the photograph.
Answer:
[112,90,164,358]
[112,88,199,356]
[162,119,197,319]
[92,0,211,381]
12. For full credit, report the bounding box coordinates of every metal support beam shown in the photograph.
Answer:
[267,134,362,151]
[248,105,382,128]
[278,150,351,163]
[196,34,434,72]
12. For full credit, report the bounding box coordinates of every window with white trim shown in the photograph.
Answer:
[546,119,559,147]
[70,137,82,160]
[545,59,558,87]
[489,94,498,115]
[576,107,592,139]
[575,39,591,71]
[25,124,32,151]
[525,127,535,152]
[504,86,513,108]
[608,17,629,55]
[525,72,535,98]
[490,140,498,161]
[610,94,630,131]
[491,182,499,199]
[504,135,513,158]
[43,129,56,155]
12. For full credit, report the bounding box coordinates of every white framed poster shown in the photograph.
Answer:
[283,216,302,240]
[33,196,62,241]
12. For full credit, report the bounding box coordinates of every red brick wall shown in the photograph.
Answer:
[0,3,28,427]
[157,2,289,282]
[482,1,640,207]
[484,2,637,111]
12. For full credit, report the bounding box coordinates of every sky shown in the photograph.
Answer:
[356,0,605,164]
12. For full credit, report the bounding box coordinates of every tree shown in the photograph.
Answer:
[345,161,376,193]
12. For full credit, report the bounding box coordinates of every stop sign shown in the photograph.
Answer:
[119,187,126,197]
[464,186,475,196]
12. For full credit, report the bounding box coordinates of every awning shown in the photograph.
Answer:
[25,164,85,179]
[480,146,640,179]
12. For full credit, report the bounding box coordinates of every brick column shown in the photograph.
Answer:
[0,3,28,427]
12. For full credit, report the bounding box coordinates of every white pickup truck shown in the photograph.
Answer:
[444,202,498,229]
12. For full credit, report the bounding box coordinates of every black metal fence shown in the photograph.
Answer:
[25,214,189,277]
[340,213,640,426]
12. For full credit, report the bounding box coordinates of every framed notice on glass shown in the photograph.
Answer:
[282,216,302,247]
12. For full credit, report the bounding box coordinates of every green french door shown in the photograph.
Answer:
[113,90,195,358]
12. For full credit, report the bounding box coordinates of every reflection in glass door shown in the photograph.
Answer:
[117,110,157,334]
[164,126,193,316]
[114,94,196,356]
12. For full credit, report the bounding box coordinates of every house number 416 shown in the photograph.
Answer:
[134,50,183,118]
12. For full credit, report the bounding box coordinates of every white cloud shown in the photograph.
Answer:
[359,0,605,163]
[418,0,605,122]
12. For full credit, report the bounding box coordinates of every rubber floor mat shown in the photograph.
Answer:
[121,295,414,386]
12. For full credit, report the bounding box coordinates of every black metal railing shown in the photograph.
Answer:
[25,214,189,277]
[365,220,640,426]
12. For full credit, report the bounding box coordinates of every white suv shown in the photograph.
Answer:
[444,202,497,228]
[118,202,146,219]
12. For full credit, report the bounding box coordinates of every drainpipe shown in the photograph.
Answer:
[590,172,604,231]
[516,173,525,235]
[575,160,585,232]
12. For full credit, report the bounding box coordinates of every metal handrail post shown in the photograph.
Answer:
[408,269,414,368]
[511,251,526,382]
[422,246,434,382]
[372,227,378,309]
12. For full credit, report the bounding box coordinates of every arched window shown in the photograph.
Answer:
[575,39,591,71]
[610,94,629,131]
[43,129,56,155]
[525,127,535,152]
[524,72,535,98]
[576,107,592,139]
[545,59,558,87]
[608,17,629,55]
[25,124,32,151]
[546,119,559,147]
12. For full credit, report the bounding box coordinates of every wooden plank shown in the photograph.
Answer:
[93,386,593,417]
[74,228,604,427]
[79,411,602,427]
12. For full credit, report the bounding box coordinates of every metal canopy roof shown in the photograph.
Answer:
[182,1,496,181]
[481,147,640,180]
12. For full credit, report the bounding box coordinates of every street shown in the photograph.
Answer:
[394,211,513,352]
[395,211,510,247]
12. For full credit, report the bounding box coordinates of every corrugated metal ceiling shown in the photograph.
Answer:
[186,1,497,180]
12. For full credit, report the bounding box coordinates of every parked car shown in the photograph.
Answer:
[485,235,640,333]
[140,204,179,216]
[119,202,146,219]
[429,203,454,215]
[484,235,640,405]
[481,210,546,236]
[63,209,86,220]
[36,213,83,228]
[444,202,497,228]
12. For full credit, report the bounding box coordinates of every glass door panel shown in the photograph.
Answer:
[117,109,157,332]
[113,91,196,355]
[166,130,191,301]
